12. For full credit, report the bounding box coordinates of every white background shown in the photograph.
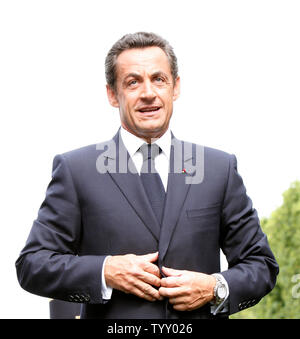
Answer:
[0,1,299,318]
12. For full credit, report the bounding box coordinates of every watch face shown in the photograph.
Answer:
[217,285,227,299]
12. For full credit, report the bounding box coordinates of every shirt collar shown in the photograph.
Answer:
[120,126,171,159]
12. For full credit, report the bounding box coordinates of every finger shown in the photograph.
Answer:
[143,261,161,278]
[162,266,183,277]
[172,303,189,311]
[159,286,185,298]
[168,294,190,304]
[135,281,162,300]
[141,271,162,288]
[160,276,182,287]
[130,286,157,302]
[121,272,162,301]
[140,252,159,263]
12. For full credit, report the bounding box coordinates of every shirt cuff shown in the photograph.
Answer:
[101,256,113,300]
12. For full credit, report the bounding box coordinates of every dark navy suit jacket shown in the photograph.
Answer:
[16,130,279,318]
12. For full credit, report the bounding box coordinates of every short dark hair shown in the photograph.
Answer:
[105,32,178,91]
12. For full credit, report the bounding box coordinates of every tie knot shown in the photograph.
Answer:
[139,143,161,162]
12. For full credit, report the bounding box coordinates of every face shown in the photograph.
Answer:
[107,46,180,142]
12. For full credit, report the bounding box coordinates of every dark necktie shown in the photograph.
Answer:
[139,143,166,225]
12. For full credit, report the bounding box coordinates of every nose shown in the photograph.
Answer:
[140,79,156,101]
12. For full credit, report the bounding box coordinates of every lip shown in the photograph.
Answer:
[136,106,162,116]
[137,107,161,117]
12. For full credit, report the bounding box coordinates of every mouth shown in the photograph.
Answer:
[136,106,162,116]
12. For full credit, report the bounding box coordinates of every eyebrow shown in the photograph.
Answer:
[123,73,142,81]
[121,73,141,87]
[122,71,170,84]
[151,71,170,80]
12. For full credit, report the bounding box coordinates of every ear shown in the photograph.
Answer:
[173,76,181,101]
[106,84,119,108]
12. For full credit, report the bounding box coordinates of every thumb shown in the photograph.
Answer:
[141,251,159,262]
[162,266,183,277]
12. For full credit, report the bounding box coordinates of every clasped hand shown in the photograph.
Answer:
[104,251,216,311]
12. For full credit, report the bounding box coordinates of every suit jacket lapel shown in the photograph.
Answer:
[158,137,204,266]
[103,130,161,242]
[98,130,203,256]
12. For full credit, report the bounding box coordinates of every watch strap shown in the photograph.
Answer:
[211,273,229,315]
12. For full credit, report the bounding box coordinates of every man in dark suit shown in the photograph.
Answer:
[16,32,279,319]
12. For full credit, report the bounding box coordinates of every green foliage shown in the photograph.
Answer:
[231,181,300,319]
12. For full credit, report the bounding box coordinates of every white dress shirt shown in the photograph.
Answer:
[120,126,171,190]
[101,127,171,299]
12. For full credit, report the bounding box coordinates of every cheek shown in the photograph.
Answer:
[126,94,139,112]
[118,94,135,114]
[161,89,175,107]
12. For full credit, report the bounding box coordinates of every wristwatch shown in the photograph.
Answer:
[212,273,227,304]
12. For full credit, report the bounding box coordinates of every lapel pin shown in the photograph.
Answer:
[182,168,187,174]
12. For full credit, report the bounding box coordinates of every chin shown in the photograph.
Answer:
[138,124,167,138]
[139,120,161,130]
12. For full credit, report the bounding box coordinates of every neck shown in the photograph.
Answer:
[122,125,168,144]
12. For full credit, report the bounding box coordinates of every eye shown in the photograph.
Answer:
[128,79,138,86]
[155,77,164,82]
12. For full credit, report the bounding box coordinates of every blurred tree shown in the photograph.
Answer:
[230,181,300,319]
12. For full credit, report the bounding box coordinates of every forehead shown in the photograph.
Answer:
[115,47,172,79]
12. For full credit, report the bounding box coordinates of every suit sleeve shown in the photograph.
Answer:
[220,154,279,315]
[15,154,106,304]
